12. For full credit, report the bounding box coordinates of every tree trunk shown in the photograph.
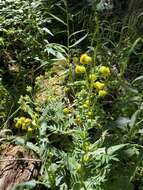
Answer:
[0,145,39,190]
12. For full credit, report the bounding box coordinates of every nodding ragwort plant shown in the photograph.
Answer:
[1,0,143,190]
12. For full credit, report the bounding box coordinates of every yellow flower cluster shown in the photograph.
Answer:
[98,90,107,97]
[75,65,86,74]
[94,81,107,97]
[99,66,110,77]
[80,53,92,65]
[73,54,110,100]
[88,66,110,97]
[15,117,33,132]
[75,54,92,75]
[94,81,105,90]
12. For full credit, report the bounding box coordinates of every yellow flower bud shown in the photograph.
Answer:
[76,164,81,172]
[94,81,105,90]
[27,127,33,132]
[87,111,93,117]
[83,103,88,109]
[63,107,71,114]
[15,121,21,128]
[19,117,26,124]
[89,74,97,82]
[83,100,90,109]
[75,65,86,74]
[22,123,27,130]
[83,153,90,162]
[80,54,92,64]
[85,100,90,105]
[99,66,110,77]
[25,118,32,126]
[64,87,70,93]
[98,90,107,97]
[75,115,82,124]
[73,57,79,64]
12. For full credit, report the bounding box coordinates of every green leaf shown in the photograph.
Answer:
[107,144,128,155]
[132,75,143,84]
[124,147,139,157]
[15,137,40,155]
[116,117,130,128]
[69,33,88,48]
[129,37,142,54]
[60,183,68,190]
[72,182,82,190]
[68,30,85,40]
[49,13,67,26]
[42,27,53,36]
[67,157,79,171]
[0,37,4,45]
[15,136,25,145]
[97,0,113,12]
[129,110,140,128]
[26,142,40,155]
[10,180,36,190]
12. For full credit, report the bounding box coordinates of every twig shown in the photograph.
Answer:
[0,158,41,162]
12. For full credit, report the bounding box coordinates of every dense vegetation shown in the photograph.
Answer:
[1,0,143,189]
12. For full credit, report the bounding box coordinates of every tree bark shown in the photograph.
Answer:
[0,145,39,190]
